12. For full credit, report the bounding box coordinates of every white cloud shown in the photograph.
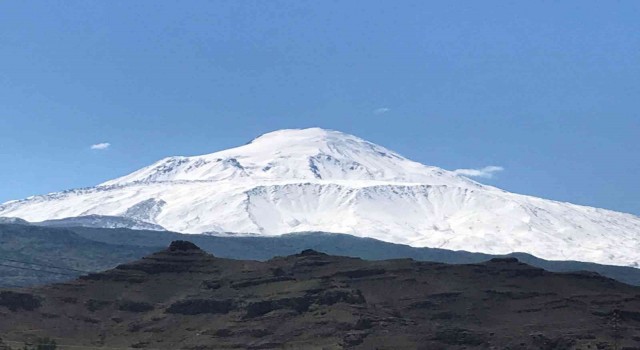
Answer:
[90,142,111,150]
[453,165,504,178]
[373,107,390,115]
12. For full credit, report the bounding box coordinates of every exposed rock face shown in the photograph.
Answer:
[0,241,639,349]
[166,299,235,315]
[168,240,201,251]
[123,198,167,223]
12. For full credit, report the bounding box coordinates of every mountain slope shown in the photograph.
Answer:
[1,241,639,349]
[1,128,639,267]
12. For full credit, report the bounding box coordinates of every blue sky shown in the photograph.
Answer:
[1,1,639,215]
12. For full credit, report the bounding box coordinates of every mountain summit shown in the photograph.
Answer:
[101,128,481,188]
[1,128,639,267]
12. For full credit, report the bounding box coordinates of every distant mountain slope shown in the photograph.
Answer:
[0,224,158,287]
[2,224,639,287]
[1,241,639,349]
[1,128,638,267]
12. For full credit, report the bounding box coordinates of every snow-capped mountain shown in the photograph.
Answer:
[35,215,166,231]
[1,128,639,267]
[0,216,30,225]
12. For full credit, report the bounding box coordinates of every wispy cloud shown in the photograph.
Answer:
[90,142,111,150]
[373,107,390,115]
[453,165,504,179]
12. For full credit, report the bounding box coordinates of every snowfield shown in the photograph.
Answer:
[1,128,639,267]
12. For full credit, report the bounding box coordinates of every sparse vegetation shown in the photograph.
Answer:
[0,291,41,312]
[21,337,57,350]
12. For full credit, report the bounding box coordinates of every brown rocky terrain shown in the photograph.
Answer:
[0,240,639,349]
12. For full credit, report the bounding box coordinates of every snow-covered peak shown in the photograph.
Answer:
[241,128,392,157]
[101,128,481,188]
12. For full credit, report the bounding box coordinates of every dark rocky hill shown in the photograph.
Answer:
[3,223,640,288]
[1,241,639,349]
